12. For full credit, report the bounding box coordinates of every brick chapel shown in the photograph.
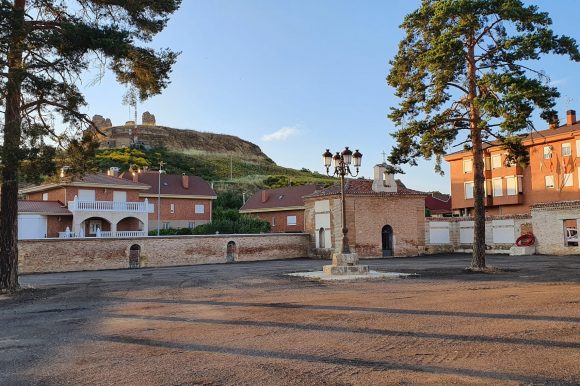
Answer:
[303,164,427,258]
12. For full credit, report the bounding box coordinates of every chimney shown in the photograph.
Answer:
[549,114,559,129]
[181,174,189,189]
[108,166,119,177]
[132,172,139,183]
[260,190,268,203]
[567,110,576,126]
[372,164,397,193]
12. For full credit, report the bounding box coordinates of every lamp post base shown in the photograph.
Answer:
[323,253,369,275]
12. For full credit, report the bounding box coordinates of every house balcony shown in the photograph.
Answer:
[68,199,149,213]
[58,230,146,238]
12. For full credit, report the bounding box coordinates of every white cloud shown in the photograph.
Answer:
[261,126,300,142]
[549,78,567,86]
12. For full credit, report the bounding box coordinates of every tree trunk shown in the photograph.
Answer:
[0,0,26,292]
[467,35,486,269]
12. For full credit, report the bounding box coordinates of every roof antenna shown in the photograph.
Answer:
[123,87,138,147]
[565,95,573,111]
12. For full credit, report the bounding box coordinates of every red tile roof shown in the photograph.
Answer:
[305,179,427,198]
[445,121,580,157]
[120,172,217,197]
[240,184,320,212]
[425,192,452,214]
[19,173,149,194]
[18,200,71,215]
[77,173,150,188]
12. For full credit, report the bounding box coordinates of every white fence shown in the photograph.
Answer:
[68,199,148,213]
[425,216,531,254]
[58,231,146,238]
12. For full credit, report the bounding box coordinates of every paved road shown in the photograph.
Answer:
[18,253,580,287]
[2,254,579,385]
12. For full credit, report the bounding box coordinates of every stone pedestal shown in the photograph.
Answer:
[323,253,369,275]
[509,245,536,256]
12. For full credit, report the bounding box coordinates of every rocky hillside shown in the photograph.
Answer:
[93,112,272,162]
[92,112,335,192]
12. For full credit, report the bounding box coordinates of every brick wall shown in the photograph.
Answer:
[18,233,309,273]
[351,195,425,257]
[46,216,73,238]
[251,210,305,233]
[531,201,580,255]
[304,195,426,258]
[148,197,212,230]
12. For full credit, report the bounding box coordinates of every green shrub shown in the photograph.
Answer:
[147,208,270,236]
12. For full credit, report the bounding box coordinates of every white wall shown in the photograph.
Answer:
[429,222,450,244]
[459,221,474,244]
[314,200,332,249]
[491,219,516,244]
[18,214,47,240]
[425,216,530,254]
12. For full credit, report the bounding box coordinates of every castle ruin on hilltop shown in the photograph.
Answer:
[93,111,161,149]
[92,112,271,161]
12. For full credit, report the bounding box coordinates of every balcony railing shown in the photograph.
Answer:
[68,199,148,213]
[58,230,146,238]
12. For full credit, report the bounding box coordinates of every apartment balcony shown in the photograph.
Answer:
[463,196,494,208]
[492,194,524,206]
[68,199,149,213]
[491,165,524,178]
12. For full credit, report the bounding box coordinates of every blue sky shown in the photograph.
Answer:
[81,0,580,193]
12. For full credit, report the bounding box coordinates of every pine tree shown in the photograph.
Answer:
[387,0,580,269]
[0,0,181,291]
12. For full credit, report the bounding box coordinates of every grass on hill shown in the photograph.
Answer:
[95,147,336,194]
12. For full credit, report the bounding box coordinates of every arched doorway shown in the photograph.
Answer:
[318,228,326,248]
[117,217,145,236]
[226,241,237,263]
[382,225,393,257]
[81,217,112,237]
[129,244,141,268]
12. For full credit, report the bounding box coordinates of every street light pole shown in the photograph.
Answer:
[157,160,165,236]
[323,147,362,254]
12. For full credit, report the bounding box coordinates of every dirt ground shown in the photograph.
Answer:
[1,255,580,385]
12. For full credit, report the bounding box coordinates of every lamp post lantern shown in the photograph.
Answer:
[323,147,362,254]
[322,147,368,275]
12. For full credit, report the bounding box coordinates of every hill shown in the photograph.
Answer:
[93,112,272,162]
[92,113,334,192]
[95,147,334,192]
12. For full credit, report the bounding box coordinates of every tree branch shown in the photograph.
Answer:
[474,16,503,44]
[24,20,62,31]
[446,82,469,94]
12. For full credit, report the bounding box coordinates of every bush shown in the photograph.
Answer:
[192,210,270,235]
[147,228,195,236]
[147,207,270,236]
[214,191,244,210]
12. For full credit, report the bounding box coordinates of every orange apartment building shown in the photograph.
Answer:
[445,110,580,216]
[120,171,217,231]
[239,184,319,233]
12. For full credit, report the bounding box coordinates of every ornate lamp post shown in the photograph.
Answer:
[157,160,165,236]
[323,147,362,254]
[322,147,368,275]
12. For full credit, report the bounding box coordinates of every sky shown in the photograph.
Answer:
[80,0,580,193]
